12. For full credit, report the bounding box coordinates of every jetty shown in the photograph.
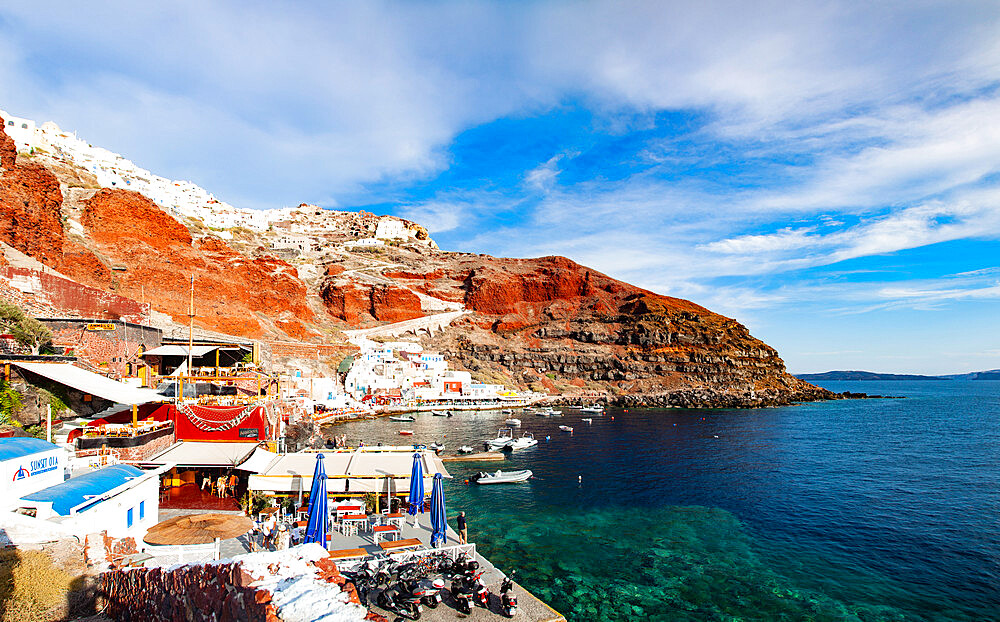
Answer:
[441,451,506,462]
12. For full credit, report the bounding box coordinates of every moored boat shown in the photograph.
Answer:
[558,425,573,432]
[582,418,593,423]
[486,427,515,450]
[399,430,414,436]
[504,417,522,427]
[431,410,448,416]
[508,431,538,450]
[580,405,604,414]
[389,415,416,422]
[457,445,475,454]
[471,469,533,484]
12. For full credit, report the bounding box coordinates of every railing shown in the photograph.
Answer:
[142,540,221,566]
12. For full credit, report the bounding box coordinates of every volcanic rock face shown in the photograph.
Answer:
[0,120,65,265]
[384,255,834,406]
[0,117,833,404]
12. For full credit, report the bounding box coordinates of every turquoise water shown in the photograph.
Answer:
[329,381,1000,621]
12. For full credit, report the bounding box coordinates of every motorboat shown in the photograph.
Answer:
[471,469,533,485]
[580,405,604,414]
[558,425,573,433]
[389,415,416,422]
[486,427,515,450]
[457,445,475,454]
[503,418,522,427]
[582,418,593,423]
[507,432,538,450]
[430,441,445,452]
[535,411,551,417]
[501,409,514,415]
[399,430,414,436]
[431,410,448,416]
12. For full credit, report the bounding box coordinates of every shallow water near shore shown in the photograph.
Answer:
[329,381,1000,621]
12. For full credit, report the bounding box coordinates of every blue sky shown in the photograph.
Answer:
[2,1,999,374]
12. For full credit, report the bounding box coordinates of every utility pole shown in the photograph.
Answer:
[187,275,194,377]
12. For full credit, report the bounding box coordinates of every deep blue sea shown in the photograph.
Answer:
[330,381,1000,621]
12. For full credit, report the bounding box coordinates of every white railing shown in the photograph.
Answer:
[142,540,221,566]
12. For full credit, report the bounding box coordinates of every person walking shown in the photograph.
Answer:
[201,472,211,491]
[228,472,238,497]
[457,511,468,544]
[276,524,290,550]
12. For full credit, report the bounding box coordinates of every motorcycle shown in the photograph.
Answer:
[408,576,445,608]
[376,580,423,620]
[500,570,518,617]
[449,574,475,615]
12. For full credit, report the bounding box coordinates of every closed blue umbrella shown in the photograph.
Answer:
[406,452,424,526]
[303,453,328,547]
[429,472,446,547]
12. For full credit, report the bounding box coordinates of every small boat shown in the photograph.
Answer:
[581,405,604,414]
[486,427,515,450]
[535,411,551,417]
[582,418,593,423]
[559,425,573,433]
[457,445,474,454]
[501,409,514,415]
[389,415,416,422]
[430,441,445,452]
[504,418,522,427]
[471,469,533,485]
[431,410,448,416]
[549,410,563,416]
[508,432,538,450]
[399,430,414,436]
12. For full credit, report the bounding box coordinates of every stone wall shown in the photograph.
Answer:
[1,265,149,323]
[44,319,161,376]
[100,561,277,622]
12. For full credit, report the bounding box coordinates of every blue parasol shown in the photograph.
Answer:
[303,453,328,547]
[406,452,425,525]
[429,472,446,547]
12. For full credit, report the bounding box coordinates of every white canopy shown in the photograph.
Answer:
[145,441,259,467]
[248,448,451,494]
[235,445,281,473]
[141,345,219,357]
[13,362,163,406]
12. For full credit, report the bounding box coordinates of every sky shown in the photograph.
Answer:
[2,1,999,375]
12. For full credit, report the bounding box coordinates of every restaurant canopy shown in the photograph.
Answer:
[12,362,163,405]
[247,447,452,495]
[144,441,259,468]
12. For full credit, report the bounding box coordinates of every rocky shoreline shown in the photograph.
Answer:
[552,387,902,409]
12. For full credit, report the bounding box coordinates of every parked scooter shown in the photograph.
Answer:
[376,581,422,620]
[500,570,518,617]
[408,576,445,608]
[449,574,475,614]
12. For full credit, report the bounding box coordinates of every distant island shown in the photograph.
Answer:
[796,369,1000,381]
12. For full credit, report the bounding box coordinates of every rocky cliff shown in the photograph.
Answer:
[0,117,834,405]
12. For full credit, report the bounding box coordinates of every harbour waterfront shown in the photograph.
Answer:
[328,381,1000,621]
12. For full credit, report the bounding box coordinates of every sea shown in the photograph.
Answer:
[328,381,1000,621]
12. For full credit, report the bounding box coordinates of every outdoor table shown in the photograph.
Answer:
[295,520,307,528]
[379,538,422,553]
[340,513,368,536]
[372,525,400,544]
[383,512,405,528]
[335,504,364,519]
[328,548,369,561]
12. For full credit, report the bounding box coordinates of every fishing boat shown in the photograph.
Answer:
[471,469,533,485]
[486,427,515,450]
[503,417,522,427]
[580,405,604,414]
[399,430,414,436]
[507,432,538,450]
[558,425,573,432]
[389,415,416,422]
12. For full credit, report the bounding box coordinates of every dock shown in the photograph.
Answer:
[441,451,506,462]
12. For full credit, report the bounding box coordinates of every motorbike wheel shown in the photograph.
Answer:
[409,605,421,620]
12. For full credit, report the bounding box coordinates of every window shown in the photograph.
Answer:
[127,507,134,528]
[139,501,145,521]
[21,123,27,129]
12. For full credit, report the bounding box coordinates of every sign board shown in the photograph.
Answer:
[238,428,258,439]
[86,323,117,331]
[1,447,64,502]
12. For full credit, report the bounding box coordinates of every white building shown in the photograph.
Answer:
[17,463,163,540]
[374,218,409,240]
[0,109,37,152]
